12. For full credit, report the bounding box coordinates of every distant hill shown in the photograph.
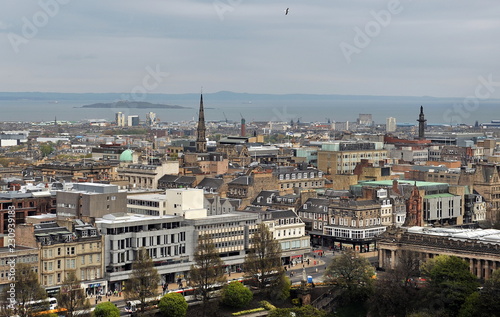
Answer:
[0,91,499,103]
[81,100,188,109]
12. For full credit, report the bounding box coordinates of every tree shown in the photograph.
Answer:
[3,263,47,317]
[323,249,375,304]
[57,271,91,317]
[459,269,500,317]
[369,250,422,317]
[420,255,478,316]
[244,223,283,291]
[158,292,188,317]
[268,305,327,317]
[221,281,253,308]
[189,234,226,316]
[268,273,291,301]
[123,248,160,314]
[40,142,55,157]
[93,302,120,317]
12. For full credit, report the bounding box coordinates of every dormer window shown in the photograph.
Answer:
[303,204,307,209]
[90,230,97,236]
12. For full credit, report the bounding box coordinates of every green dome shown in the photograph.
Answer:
[120,149,134,162]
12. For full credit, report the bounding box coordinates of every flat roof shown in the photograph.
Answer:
[424,193,457,199]
[358,180,449,187]
[407,226,500,244]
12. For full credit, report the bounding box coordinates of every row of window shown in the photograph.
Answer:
[280,239,308,250]
[278,171,322,180]
[280,181,324,189]
[127,199,160,207]
[323,227,386,239]
[0,255,37,265]
[111,232,186,250]
[276,228,302,237]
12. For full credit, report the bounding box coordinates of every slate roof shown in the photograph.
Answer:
[228,176,253,186]
[196,178,224,191]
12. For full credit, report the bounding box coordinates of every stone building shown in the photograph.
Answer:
[378,226,500,280]
[15,220,105,296]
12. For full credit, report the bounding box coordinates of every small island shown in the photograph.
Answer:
[81,100,189,109]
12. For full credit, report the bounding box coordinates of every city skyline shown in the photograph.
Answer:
[0,0,499,99]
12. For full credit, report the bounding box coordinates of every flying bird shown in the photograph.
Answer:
[285,8,289,15]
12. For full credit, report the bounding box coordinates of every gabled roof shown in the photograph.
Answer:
[158,174,178,182]
[196,178,224,191]
[228,176,253,186]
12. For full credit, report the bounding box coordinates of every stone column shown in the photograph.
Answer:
[391,250,396,270]
[378,248,384,269]
[0,213,4,235]
[484,260,490,280]
[469,258,474,275]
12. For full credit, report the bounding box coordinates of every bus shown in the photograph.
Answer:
[18,297,67,316]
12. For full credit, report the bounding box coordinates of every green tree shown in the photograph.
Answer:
[268,273,291,301]
[459,269,500,317]
[158,292,188,317]
[57,271,91,317]
[421,255,478,316]
[221,281,253,308]
[40,142,55,157]
[267,305,327,317]
[189,234,226,316]
[6,263,47,317]
[244,223,283,291]
[323,249,375,304]
[123,248,161,314]
[93,302,120,317]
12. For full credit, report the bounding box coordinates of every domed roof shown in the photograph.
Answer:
[119,149,134,162]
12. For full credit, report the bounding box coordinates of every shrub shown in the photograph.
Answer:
[158,292,188,317]
[94,302,120,317]
[259,300,276,310]
[222,281,253,308]
[232,308,266,316]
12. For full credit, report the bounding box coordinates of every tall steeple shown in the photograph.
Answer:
[417,106,426,140]
[196,92,207,153]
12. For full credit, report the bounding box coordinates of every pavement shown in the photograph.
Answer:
[92,255,328,306]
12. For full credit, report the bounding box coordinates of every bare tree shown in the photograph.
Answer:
[124,248,160,314]
[244,223,284,291]
[57,271,91,317]
[5,263,47,317]
[189,234,226,317]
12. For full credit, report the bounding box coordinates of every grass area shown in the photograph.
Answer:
[186,292,293,317]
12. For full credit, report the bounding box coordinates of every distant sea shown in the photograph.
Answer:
[0,96,499,126]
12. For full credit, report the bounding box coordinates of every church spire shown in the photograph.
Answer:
[196,92,207,153]
[417,106,426,140]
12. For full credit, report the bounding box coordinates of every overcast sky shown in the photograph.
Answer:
[1,0,499,98]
